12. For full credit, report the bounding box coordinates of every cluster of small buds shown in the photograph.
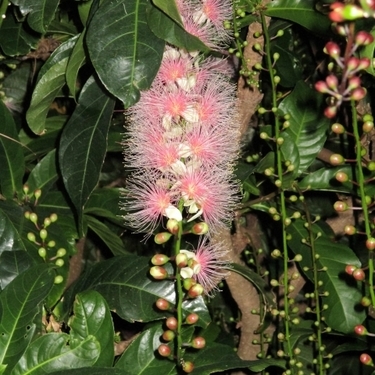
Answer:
[329,1,375,22]
[315,33,372,118]
[345,264,366,281]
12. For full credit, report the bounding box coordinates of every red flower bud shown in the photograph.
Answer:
[155,298,171,311]
[354,324,368,336]
[347,76,361,90]
[150,266,169,280]
[166,316,178,330]
[345,264,357,275]
[366,237,375,250]
[166,219,179,234]
[162,329,175,341]
[188,283,204,298]
[154,232,173,245]
[358,58,371,70]
[351,87,366,101]
[355,31,374,46]
[191,336,206,349]
[352,268,366,281]
[158,344,171,357]
[329,153,344,166]
[186,313,199,324]
[347,57,360,71]
[335,171,349,182]
[329,2,345,22]
[344,226,356,236]
[333,201,348,212]
[324,41,341,58]
[324,106,337,119]
[182,361,194,373]
[331,123,345,134]
[151,254,170,266]
[326,74,339,90]
[360,353,373,366]
[315,81,329,93]
[191,222,209,235]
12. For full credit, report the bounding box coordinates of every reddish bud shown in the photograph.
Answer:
[315,81,329,93]
[351,87,367,101]
[326,74,339,90]
[158,344,171,357]
[352,268,366,281]
[191,336,206,349]
[363,121,374,133]
[345,264,357,275]
[335,171,349,182]
[155,298,170,311]
[331,123,345,134]
[162,330,175,341]
[360,353,373,366]
[355,31,374,46]
[366,237,375,250]
[183,278,197,291]
[347,76,361,90]
[166,316,178,330]
[191,222,209,235]
[344,225,356,236]
[186,313,199,325]
[151,254,170,266]
[358,58,371,70]
[324,41,341,58]
[182,361,194,373]
[154,232,172,245]
[166,219,179,234]
[330,154,344,166]
[333,201,348,212]
[324,106,337,119]
[329,2,345,22]
[347,57,360,71]
[355,324,368,336]
[188,283,204,298]
[150,266,168,280]
[176,253,189,268]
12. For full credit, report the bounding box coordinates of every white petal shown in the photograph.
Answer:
[164,205,183,221]
[180,250,196,259]
[180,267,194,279]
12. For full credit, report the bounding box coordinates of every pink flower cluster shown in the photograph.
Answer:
[123,0,238,293]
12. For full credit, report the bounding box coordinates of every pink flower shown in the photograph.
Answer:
[180,240,230,296]
[123,171,179,236]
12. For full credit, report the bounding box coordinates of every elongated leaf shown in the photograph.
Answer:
[115,324,176,374]
[26,36,79,135]
[152,0,183,26]
[86,0,165,106]
[11,0,60,33]
[63,255,211,327]
[279,81,329,174]
[58,76,115,235]
[49,369,126,375]
[0,251,34,290]
[0,264,55,371]
[66,32,86,98]
[86,215,126,256]
[0,102,25,199]
[26,150,58,193]
[69,291,114,367]
[264,0,331,34]
[147,4,208,52]
[11,333,100,375]
[0,12,38,56]
[288,220,365,333]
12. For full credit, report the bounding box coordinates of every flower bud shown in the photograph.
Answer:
[335,171,349,182]
[347,57,359,71]
[333,201,348,212]
[54,275,64,284]
[342,4,364,20]
[162,330,175,341]
[29,213,38,225]
[191,222,209,235]
[191,336,206,349]
[366,237,375,250]
[27,232,36,243]
[166,316,178,330]
[329,2,345,22]
[186,313,199,324]
[324,106,337,119]
[182,361,194,373]
[183,278,197,291]
[34,189,42,200]
[355,31,374,46]
[360,353,373,366]
[39,229,47,240]
[363,121,374,133]
[347,76,361,90]
[23,184,29,195]
[38,247,46,259]
[47,240,56,248]
[166,219,179,234]
[55,259,64,267]
[315,81,329,93]
[151,254,170,266]
[43,217,51,228]
[344,226,356,235]
[351,87,366,101]
[158,344,171,357]
[56,248,66,257]
[150,266,168,280]
[155,298,170,311]
[154,232,172,245]
[188,283,204,298]
[354,324,368,336]
[50,213,58,222]
[176,253,189,268]
[329,154,344,166]
[24,211,30,220]
[324,41,341,58]
[352,268,365,281]
[326,74,338,90]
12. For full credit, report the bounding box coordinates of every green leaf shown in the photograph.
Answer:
[86,215,126,256]
[10,333,100,375]
[0,264,55,371]
[0,12,38,56]
[280,131,300,187]
[0,102,25,199]
[11,0,60,33]
[151,0,183,26]
[26,35,79,135]
[26,150,58,193]
[86,0,165,106]
[0,251,35,290]
[359,26,375,76]
[63,255,211,327]
[58,76,115,235]
[69,291,114,367]
[288,220,365,333]
[264,0,331,34]
[115,324,176,374]
[66,32,86,97]
[147,4,208,52]
[279,81,330,174]
[49,368,131,375]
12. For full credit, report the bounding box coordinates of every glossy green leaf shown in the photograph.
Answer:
[359,27,375,76]
[63,255,211,327]
[280,131,300,187]
[0,251,34,290]
[69,290,114,367]
[264,0,331,34]
[86,215,126,256]
[59,76,115,235]
[26,150,58,193]
[0,101,25,199]
[288,220,365,333]
[0,12,38,56]
[279,81,329,174]
[26,36,79,135]
[66,32,86,98]
[10,333,100,375]
[86,0,165,106]
[49,369,125,375]
[298,166,354,193]
[147,4,208,52]
[11,0,60,33]
[115,324,176,374]
[0,264,55,371]
[151,0,183,26]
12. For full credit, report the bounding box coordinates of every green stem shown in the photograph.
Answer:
[0,0,8,29]
[351,100,375,306]
[261,12,295,373]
